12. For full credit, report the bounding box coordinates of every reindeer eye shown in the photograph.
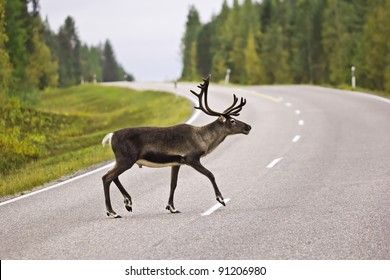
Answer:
[230,119,236,125]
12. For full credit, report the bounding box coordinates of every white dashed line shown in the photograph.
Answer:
[266,157,283,169]
[295,110,301,115]
[202,198,231,216]
[298,120,304,126]
[292,135,301,143]
[285,102,292,107]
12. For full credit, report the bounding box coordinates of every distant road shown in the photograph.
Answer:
[1,82,389,259]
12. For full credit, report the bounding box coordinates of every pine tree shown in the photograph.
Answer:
[290,0,325,84]
[4,0,30,88]
[226,0,245,83]
[102,39,120,82]
[181,6,201,81]
[25,16,58,89]
[210,0,231,81]
[362,0,390,91]
[322,0,359,85]
[196,22,213,77]
[262,23,291,84]
[0,0,12,103]
[80,44,103,83]
[57,16,81,87]
[244,29,264,85]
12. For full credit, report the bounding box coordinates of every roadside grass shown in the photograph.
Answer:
[336,84,390,99]
[0,84,192,198]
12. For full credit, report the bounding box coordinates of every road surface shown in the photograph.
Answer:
[1,82,389,259]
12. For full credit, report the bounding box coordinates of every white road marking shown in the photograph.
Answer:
[295,110,301,115]
[285,102,292,107]
[237,89,283,103]
[298,120,304,126]
[202,198,231,216]
[292,135,301,143]
[266,157,283,169]
[185,97,201,124]
[0,162,115,207]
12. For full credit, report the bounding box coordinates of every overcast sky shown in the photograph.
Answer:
[39,0,235,82]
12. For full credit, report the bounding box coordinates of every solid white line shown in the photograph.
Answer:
[292,135,301,143]
[266,157,283,169]
[295,110,301,115]
[0,162,115,207]
[185,96,201,124]
[201,198,231,216]
[298,120,304,126]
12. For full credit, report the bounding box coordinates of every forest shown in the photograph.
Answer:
[181,0,390,93]
[0,0,133,104]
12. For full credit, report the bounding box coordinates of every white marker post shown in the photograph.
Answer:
[351,66,356,88]
[224,68,231,84]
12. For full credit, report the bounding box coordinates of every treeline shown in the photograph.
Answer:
[0,0,133,103]
[181,0,390,92]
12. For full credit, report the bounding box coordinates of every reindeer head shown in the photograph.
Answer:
[191,75,251,135]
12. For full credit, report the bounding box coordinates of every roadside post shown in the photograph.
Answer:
[351,66,356,88]
[224,68,231,84]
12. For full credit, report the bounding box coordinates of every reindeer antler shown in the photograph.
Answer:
[222,95,247,116]
[190,75,247,117]
[190,75,221,117]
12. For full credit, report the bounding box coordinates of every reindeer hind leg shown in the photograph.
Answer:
[166,165,181,213]
[102,160,134,218]
[113,177,133,212]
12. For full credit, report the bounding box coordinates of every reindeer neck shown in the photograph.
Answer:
[197,120,228,155]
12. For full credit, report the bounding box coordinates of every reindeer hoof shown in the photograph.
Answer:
[124,198,132,212]
[216,196,226,206]
[106,212,122,218]
[166,205,181,214]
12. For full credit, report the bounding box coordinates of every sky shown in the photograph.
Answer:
[39,0,235,82]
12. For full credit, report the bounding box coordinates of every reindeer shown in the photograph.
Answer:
[101,75,251,218]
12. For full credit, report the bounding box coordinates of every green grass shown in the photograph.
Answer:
[335,84,390,98]
[0,84,192,198]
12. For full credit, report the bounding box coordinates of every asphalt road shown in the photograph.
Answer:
[1,82,389,259]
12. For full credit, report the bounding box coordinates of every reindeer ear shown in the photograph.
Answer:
[218,115,226,123]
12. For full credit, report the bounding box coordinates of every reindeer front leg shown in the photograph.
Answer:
[186,157,225,206]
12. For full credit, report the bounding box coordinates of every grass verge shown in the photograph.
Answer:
[0,84,192,198]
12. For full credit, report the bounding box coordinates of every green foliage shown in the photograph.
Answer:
[181,5,201,81]
[102,40,120,82]
[25,17,58,89]
[4,0,29,88]
[262,23,291,84]
[362,0,390,91]
[1,0,134,102]
[0,85,191,197]
[244,29,264,85]
[57,16,81,87]
[80,44,102,83]
[0,98,46,173]
[0,0,12,103]
[180,0,390,92]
